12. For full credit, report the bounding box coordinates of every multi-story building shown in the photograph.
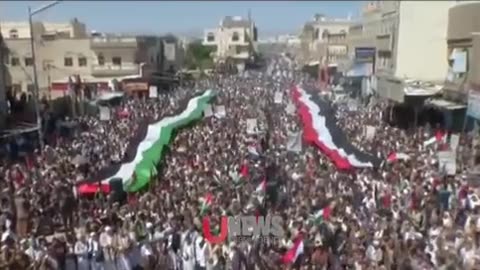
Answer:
[444,1,480,103]
[203,16,258,66]
[0,18,87,39]
[299,14,352,67]
[372,1,455,102]
[345,2,383,78]
[325,31,348,68]
[2,19,182,99]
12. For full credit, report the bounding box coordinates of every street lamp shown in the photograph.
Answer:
[28,0,61,150]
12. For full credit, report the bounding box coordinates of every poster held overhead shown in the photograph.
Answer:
[204,104,213,117]
[274,92,284,104]
[99,107,111,121]
[246,118,258,135]
[214,105,226,118]
[438,151,457,176]
[149,85,158,98]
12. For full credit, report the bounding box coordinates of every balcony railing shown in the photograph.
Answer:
[90,37,137,49]
[91,64,139,76]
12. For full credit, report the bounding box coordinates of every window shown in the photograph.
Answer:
[232,32,239,42]
[11,57,19,66]
[207,33,215,42]
[27,84,35,93]
[24,57,33,66]
[64,57,73,67]
[322,30,329,40]
[112,57,122,66]
[78,57,87,67]
[98,54,105,66]
[9,29,18,39]
[314,29,320,40]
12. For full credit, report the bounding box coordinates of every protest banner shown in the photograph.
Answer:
[438,151,457,175]
[274,92,283,104]
[99,107,111,121]
[148,85,158,98]
[214,105,226,118]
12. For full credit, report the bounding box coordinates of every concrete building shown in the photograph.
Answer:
[444,1,480,103]
[4,37,94,99]
[2,19,183,99]
[372,1,455,103]
[299,14,352,67]
[0,18,87,39]
[345,2,383,79]
[203,16,258,65]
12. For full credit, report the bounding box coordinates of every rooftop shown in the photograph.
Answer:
[221,16,251,28]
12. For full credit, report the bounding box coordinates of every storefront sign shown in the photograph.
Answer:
[355,47,375,62]
[123,82,149,92]
[467,90,480,120]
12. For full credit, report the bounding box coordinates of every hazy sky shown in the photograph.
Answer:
[0,1,363,37]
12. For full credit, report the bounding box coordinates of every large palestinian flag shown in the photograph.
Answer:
[291,85,381,169]
[77,90,215,194]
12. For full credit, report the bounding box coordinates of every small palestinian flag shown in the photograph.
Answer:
[309,205,332,225]
[387,152,410,163]
[255,179,267,203]
[200,193,214,216]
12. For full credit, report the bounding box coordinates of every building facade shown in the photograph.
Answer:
[300,14,352,67]
[444,1,480,103]
[345,2,383,79]
[372,1,455,102]
[203,16,258,65]
[2,19,182,99]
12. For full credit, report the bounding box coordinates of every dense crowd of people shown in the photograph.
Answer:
[0,55,478,270]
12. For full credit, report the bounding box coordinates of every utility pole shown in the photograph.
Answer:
[28,1,61,150]
[28,7,44,150]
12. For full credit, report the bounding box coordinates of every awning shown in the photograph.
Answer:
[345,62,372,77]
[404,86,442,97]
[425,98,466,110]
[97,91,124,101]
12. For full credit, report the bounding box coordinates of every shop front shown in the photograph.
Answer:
[121,79,149,98]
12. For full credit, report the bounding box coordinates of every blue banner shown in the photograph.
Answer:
[355,47,376,62]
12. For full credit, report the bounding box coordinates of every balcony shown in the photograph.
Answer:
[91,64,139,77]
[90,37,137,49]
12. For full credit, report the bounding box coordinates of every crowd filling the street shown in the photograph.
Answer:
[0,55,479,270]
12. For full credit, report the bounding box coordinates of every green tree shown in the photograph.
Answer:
[184,41,214,70]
